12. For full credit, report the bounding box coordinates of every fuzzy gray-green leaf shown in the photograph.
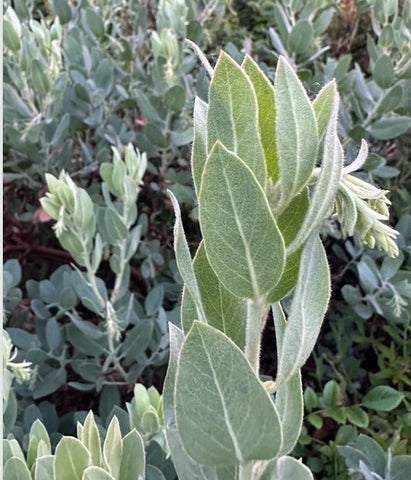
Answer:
[55,437,91,480]
[169,190,206,323]
[199,142,285,299]
[242,55,278,182]
[207,51,266,186]
[181,242,247,348]
[191,97,208,195]
[313,80,337,140]
[276,235,330,387]
[163,324,217,480]
[272,303,303,456]
[275,56,318,210]
[175,322,283,465]
[288,87,343,254]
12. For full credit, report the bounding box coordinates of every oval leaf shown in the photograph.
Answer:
[55,437,91,480]
[199,142,285,299]
[274,56,318,210]
[362,386,405,412]
[181,242,247,348]
[207,51,266,186]
[175,322,283,465]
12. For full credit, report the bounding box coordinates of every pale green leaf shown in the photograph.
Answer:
[274,56,318,210]
[313,80,337,139]
[288,89,343,254]
[242,55,278,181]
[104,208,128,244]
[83,411,102,467]
[181,242,247,348]
[272,456,314,480]
[272,303,303,456]
[3,439,25,465]
[191,97,208,196]
[163,324,216,480]
[103,417,122,478]
[34,455,55,480]
[168,190,206,323]
[175,322,283,465]
[207,51,266,186]
[118,430,145,480]
[276,235,330,387]
[55,437,91,480]
[82,466,115,480]
[27,419,51,470]
[199,142,285,299]
[3,457,31,480]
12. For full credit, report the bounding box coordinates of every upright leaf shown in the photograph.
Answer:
[34,455,55,480]
[55,437,91,480]
[27,420,51,470]
[313,80,337,139]
[103,417,122,478]
[199,142,285,299]
[163,324,216,480]
[272,303,303,456]
[207,51,266,186]
[276,235,330,387]
[83,411,102,467]
[3,458,31,480]
[118,430,145,480]
[168,191,206,322]
[242,55,278,182]
[175,322,283,465]
[288,87,343,254]
[274,56,318,210]
[181,242,247,348]
[191,97,208,195]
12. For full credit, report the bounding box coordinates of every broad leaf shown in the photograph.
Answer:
[169,190,206,322]
[275,235,330,387]
[362,386,405,412]
[163,324,217,480]
[55,437,91,480]
[118,430,145,480]
[207,51,266,186]
[3,457,31,480]
[272,456,314,480]
[274,56,318,210]
[272,303,303,456]
[288,87,343,253]
[191,97,209,195]
[175,322,283,465]
[199,142,285,299]
[242,55,278,182]
[181,242,247,348]
[34,455,55,480]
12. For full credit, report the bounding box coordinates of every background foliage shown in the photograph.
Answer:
[3,0,411,479]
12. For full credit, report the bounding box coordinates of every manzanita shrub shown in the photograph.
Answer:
[164,50,399,479]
